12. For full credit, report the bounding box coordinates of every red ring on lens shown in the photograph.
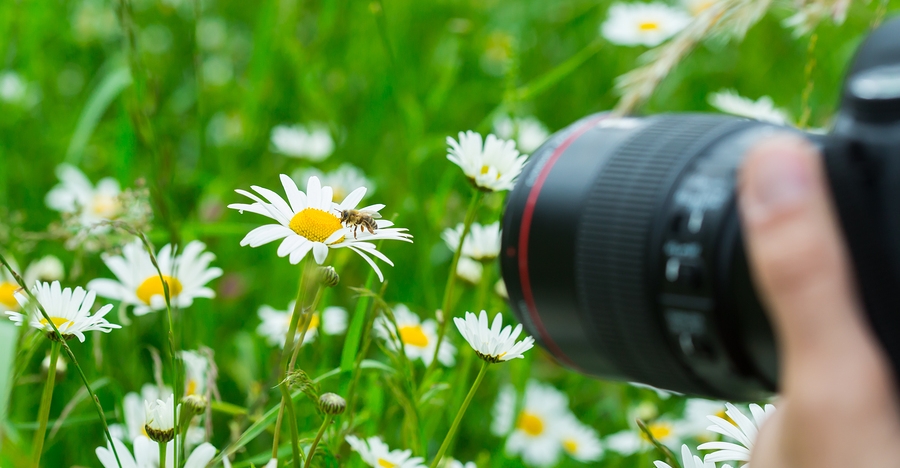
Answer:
[518,114,608,370]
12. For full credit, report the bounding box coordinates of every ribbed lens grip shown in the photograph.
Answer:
[575,115,744,394]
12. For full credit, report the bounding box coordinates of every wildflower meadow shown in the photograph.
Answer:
[0,1,896,467]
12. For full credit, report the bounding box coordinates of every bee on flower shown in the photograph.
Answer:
[345,435,427,468]
[600,2,691,47]
[256,301,348,347]
[5,281,120,341]
[375,304,455,367]
[447,131,527,192]
[227,175,412,281]
[87,239,223,316]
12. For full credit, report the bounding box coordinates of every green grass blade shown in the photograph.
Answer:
[64,65,133,165]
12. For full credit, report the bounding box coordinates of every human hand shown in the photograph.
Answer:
[738,134,900,467]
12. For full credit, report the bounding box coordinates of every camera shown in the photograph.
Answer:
[500,18,900,400]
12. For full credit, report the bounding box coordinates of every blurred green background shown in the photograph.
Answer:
[0,0,898,466]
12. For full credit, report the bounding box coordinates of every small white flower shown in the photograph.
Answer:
[96,435,219,468]
[605,418,688,455]
[699,402,776,468]
[181,350,209,398]
[654,444,725,468]
[294,163,375,202]
[5,281,120,342]
[455,257,483,285]
[709,90,791,125]
[270,124,335,161]
[447,131,526,192]
[227,175,412,281]
[453,311,534,363]
[601,2,691,47]
[441,222,502,262]
[87,239,223,316]
[445,460,477,468]
[45,164,122,228]
[559,417,604,462]
[256,302,348,348]
[345,435,427,468]
[0,70,27,103]
[494,279,508,299]
[23,256,65,286]
[492,381,570,467]
[110,384,172,442]
[144,394,178,434]
[375,304,455,367]
[492,115,550,154]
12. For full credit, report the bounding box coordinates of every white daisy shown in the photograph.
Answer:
[709,90,791,125]
[559,416,603,462]
[455,257,483,285]
[600,2,691,47]
[96,435,218,468]
[227,175,412,281]
[605,418,688,455]
[87,239,223,316]
[5,281,119,342]
[110,384,172,442]
[256,301,348,348]
[654,444,726,468]
[441,222,502,262]
[375,304,455,367]
[699,403,776,468]
[453,311,534,363]
[45,164,122,228]
[181,350,209,398]
[270,123,335,161]
[492,115,550,154]
[0,259,22,311]
[144,394,178,437]
[294,163,375,202]
[445,460,477,468]
[492,381,570,467]
[447,131,526,192]
[23,255,65,286]
[345,435,427,468]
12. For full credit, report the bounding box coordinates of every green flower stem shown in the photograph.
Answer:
[428,189,483,376]
[158,441,167,468]
[32,340,60,466]
[0,253,123,468]
[288,284,325,372]
[429,360,489,468]
[272,263,312,467]
[305,414,333,468]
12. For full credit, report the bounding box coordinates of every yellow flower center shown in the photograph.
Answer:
[517,411,544,436]
[643,422,673,442]
[91,194,120,218]
[288,208,344,243]
[563,438,579,454]
[40,317,73,329]
[399,325,429,348]
[136,275,183,305]
[186,379,198,396]
[638,21,661,31]
[479,165,502,180]
[0,282,19,309]
[285,313,320,333]
[377,459,396,468]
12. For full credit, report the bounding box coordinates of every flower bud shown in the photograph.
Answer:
[317,266,340,288]
[318,392,346,415]
[182,394,207,416]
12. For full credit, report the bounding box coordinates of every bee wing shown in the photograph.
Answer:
[363,211,382,219]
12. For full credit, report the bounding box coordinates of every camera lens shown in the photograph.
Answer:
[500,113,784,400]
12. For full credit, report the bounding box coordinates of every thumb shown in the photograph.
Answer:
[738,133,889,392]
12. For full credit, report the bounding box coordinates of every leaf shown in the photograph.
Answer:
[64,64,133,165]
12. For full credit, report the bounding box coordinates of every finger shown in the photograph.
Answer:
[738,133,890,390]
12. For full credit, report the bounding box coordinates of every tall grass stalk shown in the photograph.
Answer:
[428,360,489,468]
[31,340,60,466]
[428,189,483,377]
[0,253,123,468]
